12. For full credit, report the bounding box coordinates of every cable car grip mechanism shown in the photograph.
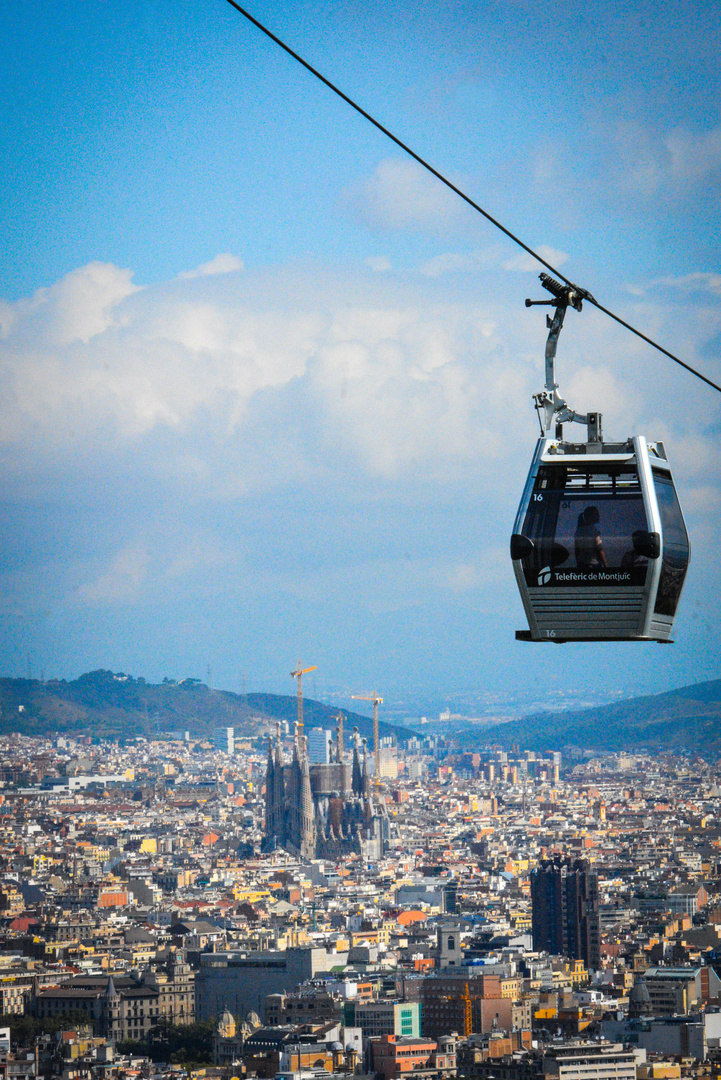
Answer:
[526,273,600,442]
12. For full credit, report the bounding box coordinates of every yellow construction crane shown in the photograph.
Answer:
[351,692,383,787]
[291,664,316,737]
[460,983,472,1037]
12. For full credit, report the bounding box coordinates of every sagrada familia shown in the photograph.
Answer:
[263,717,388,861]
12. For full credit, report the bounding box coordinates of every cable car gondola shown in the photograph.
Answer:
[511,274,689,643]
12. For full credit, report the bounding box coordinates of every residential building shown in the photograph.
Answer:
[531,858,600,970]
[371,1033,457,1080]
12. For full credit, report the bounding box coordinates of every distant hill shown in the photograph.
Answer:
[466,678,721,754]
[0,670,414,745]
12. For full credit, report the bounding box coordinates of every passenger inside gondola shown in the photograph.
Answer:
[574,506,607,569]
[520,465,652,580]
[621,530,651,570]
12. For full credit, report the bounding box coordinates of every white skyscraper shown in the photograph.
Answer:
[307,726,332,764]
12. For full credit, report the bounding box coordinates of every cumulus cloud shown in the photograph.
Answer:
[1,254,718,504]
[1,253,720,697]
[1,262,140,347]
[0,257,536,490]
[179,253,244,279]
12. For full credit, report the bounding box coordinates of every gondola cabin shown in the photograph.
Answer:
[511,434,689,642]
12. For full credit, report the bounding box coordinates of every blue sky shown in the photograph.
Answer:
[1,0,720,715]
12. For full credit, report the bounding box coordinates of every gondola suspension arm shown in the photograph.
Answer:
[526,273,602,442]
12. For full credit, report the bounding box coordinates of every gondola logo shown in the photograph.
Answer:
[538,566,553,585]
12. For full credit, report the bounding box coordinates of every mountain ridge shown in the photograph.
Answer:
[0,670,414,745]
[467,677,721,753]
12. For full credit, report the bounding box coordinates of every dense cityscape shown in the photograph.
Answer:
[1,688,721,1080]
[4,6,720,1080]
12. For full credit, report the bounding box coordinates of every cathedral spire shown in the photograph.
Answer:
[352,728,363,795]
[265,736,276,836]
[361,738,371,796]
[336,712,345,763]
[299,751,315,859]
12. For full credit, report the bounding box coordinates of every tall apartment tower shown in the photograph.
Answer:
[531,856,600,970]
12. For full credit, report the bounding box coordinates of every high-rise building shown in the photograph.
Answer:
[531,857,600,970]
[214,726,234,755]
[307,726,333,763]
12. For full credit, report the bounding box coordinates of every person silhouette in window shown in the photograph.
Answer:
[621,530,650,570]
[575,506,607,569]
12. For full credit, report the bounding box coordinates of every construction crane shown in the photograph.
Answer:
[460,983,472,1037]
[291,663,316,737]
[351,693,383,787]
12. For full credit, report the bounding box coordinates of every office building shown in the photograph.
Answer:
[307,726,333,763]
[195,947,349,1021]
[541,1042,637,1080]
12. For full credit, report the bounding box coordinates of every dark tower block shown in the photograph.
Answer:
[530,856,600,970]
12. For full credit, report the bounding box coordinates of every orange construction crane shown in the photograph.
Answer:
[460,983,472,1037]
[351,692,383,787]
[291,663,317,737]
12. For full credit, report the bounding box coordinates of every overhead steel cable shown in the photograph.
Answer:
[224,0,721,397]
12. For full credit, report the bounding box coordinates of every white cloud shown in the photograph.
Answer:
[503,245,569,273]
[79,546,149,604]
[180,253,244,279]
[0,256,718,506]
[442,561,483,593]
[646,272,721,296]
[366,255,392,272]
[3,262,140,347]
[526,119,721,229]
[1,254,720,695]
[593,121,721,204]
[664,126,721,190]
[419,251,498,278]
[351,158,466,232]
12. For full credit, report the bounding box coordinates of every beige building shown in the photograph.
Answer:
[541,1042,638,1080]
[143,950,195,1024]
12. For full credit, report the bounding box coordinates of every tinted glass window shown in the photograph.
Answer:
[653,472,689,616]
[520,464,649,587]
